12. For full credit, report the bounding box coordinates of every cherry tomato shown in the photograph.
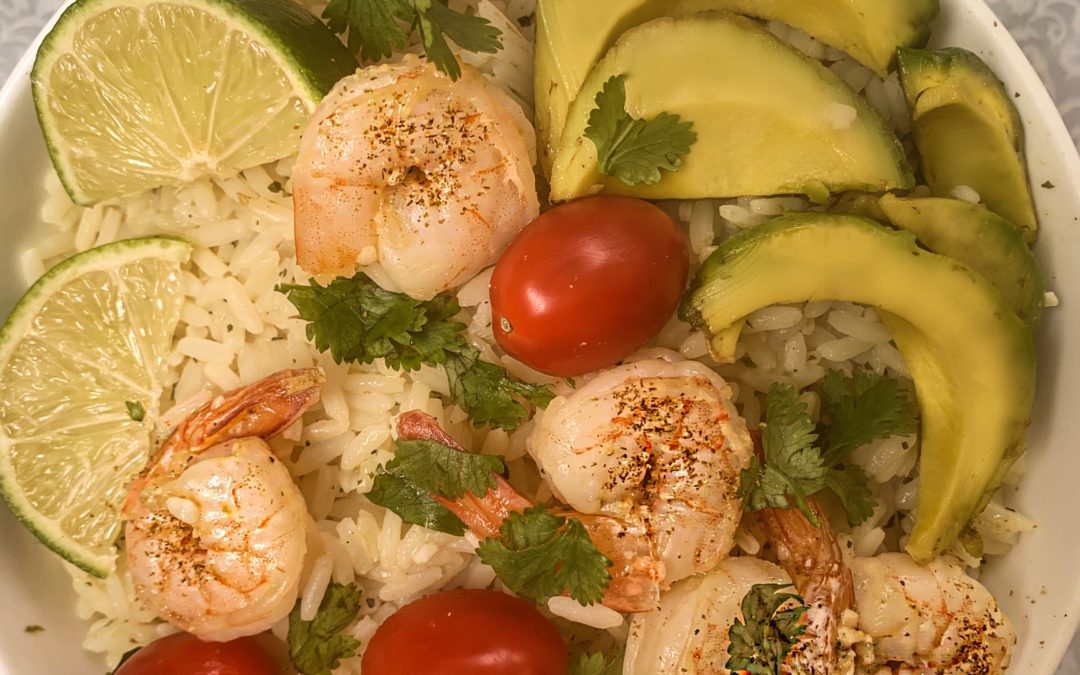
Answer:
[490,195,689,377]
[361,589,567,675]
[114,633,277,675]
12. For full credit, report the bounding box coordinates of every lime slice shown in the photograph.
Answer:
[32,0,358,205]
[0,237,191,576]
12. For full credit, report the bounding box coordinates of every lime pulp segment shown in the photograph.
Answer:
[0,237,191,576]
[32,0,358,205]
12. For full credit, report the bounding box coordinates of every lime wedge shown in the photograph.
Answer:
[0,237,191,576]
[32,0,358,205]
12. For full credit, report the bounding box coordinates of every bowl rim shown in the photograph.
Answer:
[1,0,1079,671]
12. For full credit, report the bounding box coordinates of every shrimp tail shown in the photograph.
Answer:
[124,368,325,517]
[167,368,326,453]
[751,431,855,674]
[396,411,662,613]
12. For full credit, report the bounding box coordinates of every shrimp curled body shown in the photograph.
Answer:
[123,369,324,641]
[293,55,539,300]
[528,352,753,586]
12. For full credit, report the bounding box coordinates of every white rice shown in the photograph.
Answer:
[23,1,1037,670]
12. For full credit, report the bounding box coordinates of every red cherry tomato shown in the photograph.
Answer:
[361,589,568,675]
[490,195,689,377]
[114,633,277,675]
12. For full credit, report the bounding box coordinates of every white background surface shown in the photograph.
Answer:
[0,0,1077,671]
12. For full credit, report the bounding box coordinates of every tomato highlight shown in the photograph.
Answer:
[490,196,689,377]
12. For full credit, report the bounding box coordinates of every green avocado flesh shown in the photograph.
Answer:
[548,14,913,202]
[878,195,1044,327]
[675,0,938,76]
[534,0,937,173]
[898,48,1038,241]
[681,213,1036,562]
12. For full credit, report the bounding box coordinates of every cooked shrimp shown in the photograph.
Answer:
[397,411,661,613]
[851,553,1015,674]
[623,556,793,674]
[756,493,1013,674]
[527,351,753,585]
[755,499,859,674]
[123,369,324,641]
[292,54,539,300]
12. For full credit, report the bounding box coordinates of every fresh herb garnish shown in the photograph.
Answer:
[739,384,827,525]
[585,75,697,187]
[288,583,363,675]
[570,649,625,675]
[367,438,505,535]
[726,583,808,675]
[124,400,145,422]
[366,440,612,605]
[740,372,918,527]
[477,505,612,606]
[820,370,919,467]
[322,0,502,80]
[278,273,553,429]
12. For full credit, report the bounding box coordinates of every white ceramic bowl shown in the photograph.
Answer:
[1,1,1078,673]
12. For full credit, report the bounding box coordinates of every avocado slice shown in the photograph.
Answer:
[677,0,938,76]
[549,14,914,202]
[898,48,1038,241]
[681,213,1036,562]
[879,194,1044,327]
[534,0,937,175]
[534,0,661,175]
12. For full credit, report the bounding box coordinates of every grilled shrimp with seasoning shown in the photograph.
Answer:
[527,350,754,587]
[852,553,1014,674]
[122,368,324,642]
[292,54,539,300]
[397,410,661,613]
[757,496,1013,674]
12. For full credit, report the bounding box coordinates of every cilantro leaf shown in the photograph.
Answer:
[277,274,467,370]
[726,583,808,675]
[124,400,145,422]
[585,75,697,187]
[739,385,827,525]
[821,370,919,466]
[570,650,625,675]
[322,0,410,61]
[477,506,612,605]
[825,465,877,527]
[279,274,553,429]
[288,583,363,675]
[388,439,504,499]
[366,438,504,534]
[367,467,468,535]
[445,349,556,430]
[322,0,502,80]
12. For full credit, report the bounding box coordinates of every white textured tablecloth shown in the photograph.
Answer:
[0,0,1078,671]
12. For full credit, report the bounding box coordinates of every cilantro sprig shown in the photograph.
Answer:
[367,438,505,535]
[585,75,697,187]
[477,506,612,606]
[570,649,625,675]
[288,583,363,675]
[278,273,553,429]
[740,371,918,527]
[365,439,612,605]
[740,385,827,525]
[726,583,808,675]
[323,0,502,80]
